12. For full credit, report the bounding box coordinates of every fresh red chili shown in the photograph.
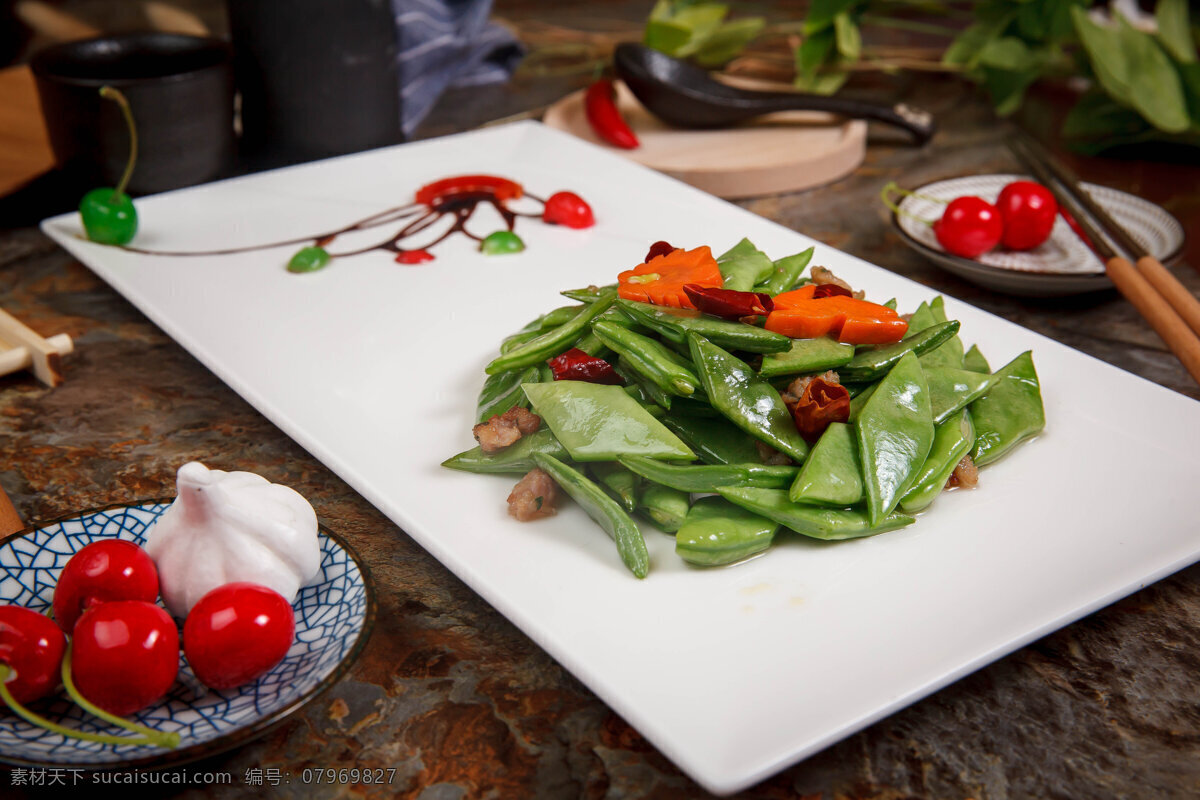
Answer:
[788,377,851,443]
[585,80,640,150]
[644,240,677,261]
[547,348,623,385]
[682,284,774,320]
[415,175,524,207]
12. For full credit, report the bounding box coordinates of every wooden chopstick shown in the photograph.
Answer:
[0,484,24,537]
[1008,137,1200,386]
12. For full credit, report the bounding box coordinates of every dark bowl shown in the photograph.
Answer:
[31,33,235,195]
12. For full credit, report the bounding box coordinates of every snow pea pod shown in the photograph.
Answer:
[963,344,991,373]
[659,411,764,465]
[539,304,584,329]
[592,320,699,397]
[619,456,798,492]
[533,453,650,579]
[856,351,934,525]
[561,283,616,303]
[717,487,914,540]
[676,496,779,566]
[757,246,814,296]
[926,366,995,425]
[917,296,964,369]
[638,483,691,533]
[590,461,639,512]
[476,365,539,422]
[614,356,674,410]
[901,301,937,339]
[441,428,568,474]
[500,326,545,355]
[717,238,775,291]
[847,381,879,422]
[688,333,810,463]
[900,409,975,513]
[617,299,792,354]
[789,422,863,506]
[486,289,616,374]
[522,381,694,462]
[969,351,1044,467]
[758,336,855,378]
[839,321,960,383]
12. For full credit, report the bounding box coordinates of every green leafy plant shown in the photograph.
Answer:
[641,0,1200,153]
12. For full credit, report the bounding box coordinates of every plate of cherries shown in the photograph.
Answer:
[0,500,374,768]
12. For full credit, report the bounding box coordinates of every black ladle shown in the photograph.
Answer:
[613,43,935,146]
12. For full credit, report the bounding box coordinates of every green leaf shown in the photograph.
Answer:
[1072,6,1132,102]
[978,36,1033,70]
[804,0,859,35]
[1117,14,1190,132]
[981,65,1041,116]
[1062,88,1200,154]
[1156,0,1197,63]
[834,12,862,60]
[943,12,1016,69]
[1181,62,1200,122]
[796,26,836,76]
[644,20,694,55]
[693,17,766,67]
[794,70,850,94]
[644,2,730,57]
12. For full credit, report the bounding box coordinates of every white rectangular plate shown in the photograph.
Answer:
[43,122,1200,795]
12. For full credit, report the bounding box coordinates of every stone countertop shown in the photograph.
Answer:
[3,4,1200,799]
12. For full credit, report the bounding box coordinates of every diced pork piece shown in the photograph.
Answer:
[507,468,558,521]
[782,370,841,407]
[756,441,792,466]
[473,407,542,453]
[810,266,865,300]
[947,454,979,489]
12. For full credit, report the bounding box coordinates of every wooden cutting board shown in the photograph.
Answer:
[0,65,55,197]
[543,80,866,200]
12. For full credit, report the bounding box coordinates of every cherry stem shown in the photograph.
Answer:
[60,642,180,748]
[99,86,137,200]
[879,181,939,226]
[0,663,158,747]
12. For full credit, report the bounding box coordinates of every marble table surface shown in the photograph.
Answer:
[2,3,1199,798]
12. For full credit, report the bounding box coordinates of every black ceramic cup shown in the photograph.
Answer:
[31,33,235,195]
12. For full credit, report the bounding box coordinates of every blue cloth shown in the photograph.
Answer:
[393,0,525,137]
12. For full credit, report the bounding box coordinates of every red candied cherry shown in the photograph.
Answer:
[542,191,594,229]
[183,583,295,690]
[53,539,159,633]
[996,181,1058,250]
[932,196,1004,259]
[70,600,179,717]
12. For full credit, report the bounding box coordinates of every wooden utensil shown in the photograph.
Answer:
[0,307,73,386]
[0,485,24,537]
[1009,137,1200,386]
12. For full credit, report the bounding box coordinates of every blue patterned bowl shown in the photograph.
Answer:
[0,501,375,768]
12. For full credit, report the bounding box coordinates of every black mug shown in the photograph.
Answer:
[226,0,403,168]
[31,33,236,196]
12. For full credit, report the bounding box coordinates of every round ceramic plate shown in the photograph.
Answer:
[893,174,1186,297]
[0,501,376,769]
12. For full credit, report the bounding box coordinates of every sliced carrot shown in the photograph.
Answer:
[617,246,723,309]
[766,287,907,344]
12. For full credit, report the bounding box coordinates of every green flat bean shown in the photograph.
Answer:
[619,456,798,492]
[533,453,650,578]
[614,356,674,410]
[856,351,934,525]
[500,326,544,354]
[617,299,792,354]
[660,411,764,465]
[486,289,616,374]
[717,487,914,540]
[441,429,568,474]
[758,336,855,378]
[676,496,779,566]
[789,422,863,506]
[540,304,583,329]
[919,296,964,369]
[902,301,937,339]
[638,483,691,533]
[900,409,975,513]
[969,351,1044,467]
[590,461,639,512]
[476,365,538,423]
[963,344,991,373]
[561,284,615,303]
[758,246,814,296]
[688,333,809,463]
[839,321,960,383]
[847,381,879,422]
[592,320,699,397]
[926,366,995,424]
[522,381,694,462]
[717,238,775,291]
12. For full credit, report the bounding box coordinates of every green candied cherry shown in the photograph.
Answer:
[80,87,138,246]
[287,245,331,273]
[480,230,525,255]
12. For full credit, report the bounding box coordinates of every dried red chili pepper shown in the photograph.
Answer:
[644,240,676,262]
[788,377,850,443]
[811,283,853,299]
[584,80,640,150]
[547,348,623,385]
[682,284,774,320]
